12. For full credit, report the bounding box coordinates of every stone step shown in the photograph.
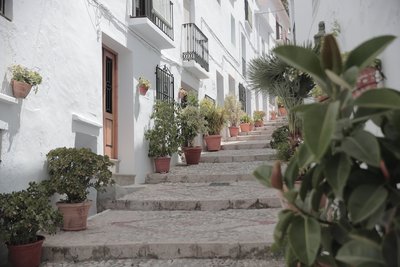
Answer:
[42,258,285,267]
[97,184,146,212]
[146,161,272,184]
[112,174,136,186]
[221,140,271,150]
[42,209,280,262]
[200,148,276,163]
[225,134,271,142]
[104,181,280,211]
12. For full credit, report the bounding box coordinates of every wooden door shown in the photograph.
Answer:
[102,48,118,159]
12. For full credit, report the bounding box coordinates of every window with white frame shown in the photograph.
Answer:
[244,0,252,28]
[0,0,4,16]
[231,15,236,46]
[0,0,12,20]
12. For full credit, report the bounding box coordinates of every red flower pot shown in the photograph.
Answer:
[183,146,202,165]
[57,201,92,231]
[240,123,250,133]
[12,80,32,98]
[154,157,171,173]
[7,235,45,267]
[254,121,263,127]
[229,126,239,137]
[139,85,149,95]
[204,135,222,151]
[249,123,254,131]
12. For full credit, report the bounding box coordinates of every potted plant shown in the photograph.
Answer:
[178,87,188,99]
[254,35,398,266]
[10,64,42,98]
[178,105,207,165]
[276,97,287,116]
[253,110,266,127]
[138,76,151,95]
[270,110,277,120]
[239,113,251,133]
[249,118,255,131]
[145,101,180,173]
[223,95,242,137]
[0,181,62,267]
[200,98,225,151]
[46,147,114,231]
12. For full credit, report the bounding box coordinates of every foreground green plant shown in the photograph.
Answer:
[254,34,399,266]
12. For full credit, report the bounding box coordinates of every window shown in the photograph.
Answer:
[244,0,252,28]
[276,21,283,40]
[231,15,236,46]
[156,65,174,102]
[241,34,246,76]
[0,0,4,16]
[239,83,246,112]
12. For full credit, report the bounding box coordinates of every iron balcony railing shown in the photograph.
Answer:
[132,0,174,41]
[182,23,209,72]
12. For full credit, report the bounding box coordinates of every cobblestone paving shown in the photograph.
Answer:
[42,258,285,267]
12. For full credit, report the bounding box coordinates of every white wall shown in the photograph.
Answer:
[294,0,400,89]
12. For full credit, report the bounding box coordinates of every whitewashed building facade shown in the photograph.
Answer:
[0,0,289,193]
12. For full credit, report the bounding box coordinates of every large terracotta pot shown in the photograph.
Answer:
[249,123,254,131]
[254,120,263,127]
[57,201,92,231]
[183,146,202,165]
[12,80,32,98]
[204,135,222,151]
[139,85,148,95]
[228,126,239,137]
[154,157,171,173]
[7,235,44,267]
[278,107,287,116]
[240,123,250,133]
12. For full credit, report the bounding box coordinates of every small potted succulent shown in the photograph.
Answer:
[239,113,251,133]
[223,95,242,137]
[178,104,207,165]
[10,64,42,98]
[200,98,225,151]
[145,101,181,173]
[46,147,114,231]
[138,76,151,95]
[0,181,62,267]
[253,110,266,127]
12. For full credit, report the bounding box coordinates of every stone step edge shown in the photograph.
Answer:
[42,241,276,262]
[145,173,256,184]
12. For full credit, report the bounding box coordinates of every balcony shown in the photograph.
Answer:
[182,23,210,79]
[129,0,175,50]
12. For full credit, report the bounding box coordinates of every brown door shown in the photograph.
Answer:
[102,48,118,159]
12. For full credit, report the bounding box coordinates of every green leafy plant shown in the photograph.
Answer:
[179,106,207,147]
[11,65,42,93]
[240,113,251,123]
[223,95,242,127]
[253,110,266,122]
[254,35,398,266]
[200,98,225,135]
[145,101,180,157]
[138,76,151,89]
[46,147,114,203]
[270,125,290,149]
[0,181,62,246]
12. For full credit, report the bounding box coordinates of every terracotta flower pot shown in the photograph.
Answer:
[12,80,32,98]
[154,157,171,173]
[270,113,277,120]
[139,85,149,95]
[228,126,239,137]
[57,201,92,231]
[7,235,45,267]
[278,107,287,116]
[183,146,202,165]
[249,123,254,131]
[240,123,250,133]
[204,135,222,151]
[254,121,263,127]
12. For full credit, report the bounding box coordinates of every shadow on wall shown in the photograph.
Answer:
[0,101,23,154]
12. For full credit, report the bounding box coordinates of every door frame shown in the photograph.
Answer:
[102,45,118,159]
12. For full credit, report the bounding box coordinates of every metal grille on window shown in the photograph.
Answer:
[105,57,113,113]
[156,65,174,102]
[239,83,246,112]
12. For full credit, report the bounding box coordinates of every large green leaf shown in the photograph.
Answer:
[253,164,273,188]
[288,216,321,265]
[336,239,385,265]
[324,153,351,199]
[326,70,352,90]
[344,35,396,70]
[321,34,343,75]
[274,210,295,245]
[284,157,300,190]
[274,45,328,90]
[355,88,400,109]
[348,185,388,223]
[296,144,315,168]
[303,101,340,160]
[340,130,381,167]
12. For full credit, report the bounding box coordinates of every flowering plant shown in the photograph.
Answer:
[138,77,151,89]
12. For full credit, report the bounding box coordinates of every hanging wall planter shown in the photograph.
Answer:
[10,65,42,99]
[12,80,32,98]
[138,76,151,96]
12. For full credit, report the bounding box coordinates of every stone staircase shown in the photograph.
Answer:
[41,120,287,267]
